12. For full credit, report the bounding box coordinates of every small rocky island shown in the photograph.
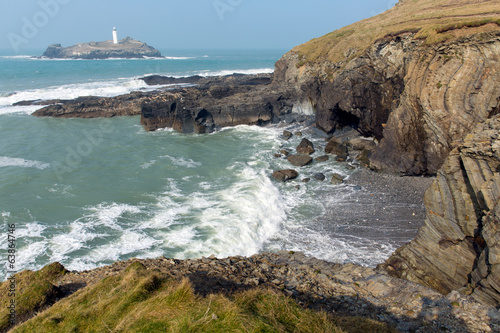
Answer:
[42,29,161,59]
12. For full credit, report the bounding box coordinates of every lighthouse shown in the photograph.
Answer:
[112,27,118,44]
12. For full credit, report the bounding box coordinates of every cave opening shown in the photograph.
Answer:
[330,104,361,134]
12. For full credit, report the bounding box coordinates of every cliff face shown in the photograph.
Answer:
[381,115,500,306]
[42,38,161,59]
[274,30,500,175]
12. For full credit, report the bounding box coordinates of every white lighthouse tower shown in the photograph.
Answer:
[112,27,118,44]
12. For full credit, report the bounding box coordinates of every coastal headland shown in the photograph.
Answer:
[3,0,500,332]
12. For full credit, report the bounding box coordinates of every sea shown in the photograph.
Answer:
[0,49,419,280]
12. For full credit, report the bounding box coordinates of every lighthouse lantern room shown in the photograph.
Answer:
[113,27,118,44]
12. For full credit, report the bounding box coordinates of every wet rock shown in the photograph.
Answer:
[325,137,348,161]
[287,155,313,167]
[314,173,326,181]
[282,130,293,140]
[348,137,377,151]
[315,155,329,163]
[296,138,315,155]
[280,149,291,157]
[302,178,311,183]
[272,169,299,182]
[331,173,345,185]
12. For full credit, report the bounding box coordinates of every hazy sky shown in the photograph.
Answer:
[1,0,398,53]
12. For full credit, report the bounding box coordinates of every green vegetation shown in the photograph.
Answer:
[8,262,396,333]
[0,262,66,332]
[295,0,500,65]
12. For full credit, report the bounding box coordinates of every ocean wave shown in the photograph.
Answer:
[0,156,50,170]
[0,78,153,112]
[0,55,34,60]
[161,155,202,168]
[163,56,197,60]
[194,68,274,77]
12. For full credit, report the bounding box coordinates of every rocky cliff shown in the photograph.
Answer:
[42,37,161,59]
[274,0,500,175]
[381,115,500,306]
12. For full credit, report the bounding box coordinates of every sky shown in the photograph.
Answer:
[0,0,398,54]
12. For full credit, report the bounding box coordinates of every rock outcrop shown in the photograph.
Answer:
[381,115,500,306]
[31,73,294,133]
[275,29,500,175]
[42,37,161,59]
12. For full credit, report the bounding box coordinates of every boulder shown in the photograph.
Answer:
[287,155,313,167]
[325,137,348,161]
[272,169,299,182]
[296,138,315,155]
[381,115,500,306]
[282,130,293,140]
[313,173,326,181]
[314,155,329,163]
[331,173,345,185]
[348,138,377,151]
[280,149,291,157]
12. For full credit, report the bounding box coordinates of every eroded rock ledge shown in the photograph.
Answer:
[31,73,294,133]
[381,115,500,307]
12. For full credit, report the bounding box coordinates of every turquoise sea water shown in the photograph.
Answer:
[0,50,397,280]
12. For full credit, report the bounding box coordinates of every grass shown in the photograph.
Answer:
[0,262,66,332]
[9,261,396,333]
[294,0,500,65]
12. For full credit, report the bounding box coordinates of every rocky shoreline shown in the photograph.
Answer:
[8,1,500,330]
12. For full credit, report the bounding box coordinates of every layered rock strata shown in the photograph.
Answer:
[275,30,500,175]
[382,115,500,306]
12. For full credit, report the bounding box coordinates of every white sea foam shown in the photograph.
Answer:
[84,230,163,263]
[140,160,157,169]
[163,56,196,60]
[161,155,202,168]
[0,156,50,170]
[16,222,46,239]
[14,241,49,272]
[159,167,286,259]
[0,79,150,108]
[85,203,143,230]
[0,55,33,59]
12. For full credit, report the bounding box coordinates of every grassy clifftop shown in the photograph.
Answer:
[295,0,500,65]
[4,262,395,333]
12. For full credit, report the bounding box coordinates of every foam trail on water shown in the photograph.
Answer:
[0,79,150,108]
[194,68,274,77]
[0,156,50,170]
